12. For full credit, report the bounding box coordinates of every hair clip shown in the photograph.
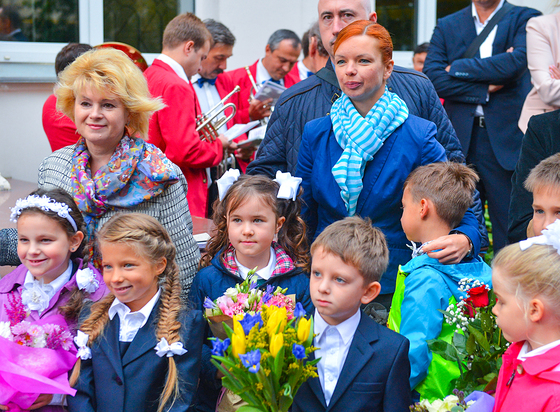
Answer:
[217,169,241,201]
[154,337,188,357]
[10,195,78,231]
[519,219,560,253]
[75,268,100,293]
[75,330,92,360]
[274,171,302,201]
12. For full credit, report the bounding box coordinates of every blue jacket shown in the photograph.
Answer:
[188,248,312,412]
[68,302,204,412]
[297,114,481,293]
[292,311,411,412]
[247,60,488,250]
[423,3,541,171]
[392,254,492,392]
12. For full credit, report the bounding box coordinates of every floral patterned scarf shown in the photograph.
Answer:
[71,135,178,238]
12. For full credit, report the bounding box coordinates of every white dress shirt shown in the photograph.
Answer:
[297,60,313,81]
[518,339,560,371]
[256,59,284,87]
[472,0,505,116]
[191,73,228,135]
[22,263,72,313]
[313,309,361,406]
[108,288,162,342]
[156,54,190,84]
[235,247,276,281]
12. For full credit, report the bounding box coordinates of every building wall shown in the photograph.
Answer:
[0,0,556,183]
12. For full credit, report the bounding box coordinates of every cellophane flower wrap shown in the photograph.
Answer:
[203,274,296,340]
[427,279,508,395]
[410,389,495,412]
[0,293,77,411]
[208,276,319,412]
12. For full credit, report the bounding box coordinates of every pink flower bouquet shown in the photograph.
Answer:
[0,294,77,410]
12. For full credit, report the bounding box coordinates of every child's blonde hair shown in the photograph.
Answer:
[70,213,184,411]
[200,174,309,269]
[524,153,560,194]
[493,243,560,320]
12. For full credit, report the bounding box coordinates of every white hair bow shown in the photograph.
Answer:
[217,169,241,201]
[76,268,100,294]
[75,330,92,360]
[519,219,560,252]
[154,338,188,357]
[274,171,302,201]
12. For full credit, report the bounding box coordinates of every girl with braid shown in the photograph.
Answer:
[68,213,204,412]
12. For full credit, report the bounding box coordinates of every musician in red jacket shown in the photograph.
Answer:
[227,29,301,124]
[145,13,234,218]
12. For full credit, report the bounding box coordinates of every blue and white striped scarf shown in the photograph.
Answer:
[330,87,409,215]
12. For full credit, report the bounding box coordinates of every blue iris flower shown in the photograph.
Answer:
[293,302,306,318]
[203,297,217,310]
[211,338,230,357]
[239,349,262,373]
[239,313,262,335]
[292,344,306,360]
[262,285,274,303]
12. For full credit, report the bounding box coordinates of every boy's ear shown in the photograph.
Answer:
[420,198,429,219]
[70,231,85,253]
[528,298,545,323]
[361,281,381,305]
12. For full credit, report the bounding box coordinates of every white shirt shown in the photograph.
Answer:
[256,59,284,87]
[156,54,190,84]
[191,73,228,135]
[108,288,162,342]
[518,339,560,371]
[472,0,505,116]
[314,309,361,406]
[235,247,276,281]
[22,263,72,313]
[297,60,313,81]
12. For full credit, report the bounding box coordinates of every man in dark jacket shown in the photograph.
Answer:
[247,0,488,258]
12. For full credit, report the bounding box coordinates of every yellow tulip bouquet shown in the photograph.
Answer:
[210,302,319,412]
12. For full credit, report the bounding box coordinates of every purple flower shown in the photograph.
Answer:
[5,293,28,326]
[211,338,230,357]
[294,302,306,318]
[203,297,217,310]
[239,313,262,335]
[292,344,306,360]
[239,349,261,373]
[262,285,274,304]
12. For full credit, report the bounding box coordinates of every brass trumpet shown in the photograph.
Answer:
[196,85,241,141]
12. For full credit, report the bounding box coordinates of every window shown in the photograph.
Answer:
[376,0,417,51]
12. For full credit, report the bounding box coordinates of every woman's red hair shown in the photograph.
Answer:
[333,20,393,65]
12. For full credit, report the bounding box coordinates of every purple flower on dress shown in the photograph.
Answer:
[292,344,306,360]
[239,349,261,373]
[211,338,231,357]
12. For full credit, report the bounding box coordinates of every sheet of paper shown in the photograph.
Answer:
[224,120,261,141]
[253,80,286,104]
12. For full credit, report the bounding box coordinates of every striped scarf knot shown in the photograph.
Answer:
[330,87,408,215]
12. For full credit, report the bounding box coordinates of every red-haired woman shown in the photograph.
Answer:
[296,21,452,307]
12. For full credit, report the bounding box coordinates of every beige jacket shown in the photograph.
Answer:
[519,12,560,133]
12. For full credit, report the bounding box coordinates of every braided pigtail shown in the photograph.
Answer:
[276,186,309,268]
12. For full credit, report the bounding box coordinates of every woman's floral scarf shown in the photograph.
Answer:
[71,135,178,238]
[330,87,409,216]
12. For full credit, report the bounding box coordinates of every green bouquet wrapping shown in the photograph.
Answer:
[209,301,319,412]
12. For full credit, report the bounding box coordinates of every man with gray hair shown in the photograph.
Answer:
[227,29,302,123]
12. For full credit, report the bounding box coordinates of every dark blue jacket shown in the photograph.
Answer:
[297,114,480,294]
[292,311,411,412]
[68,302,204,412]
[247,61,488,250]
[188,250,312,412]
[423,3,541,171]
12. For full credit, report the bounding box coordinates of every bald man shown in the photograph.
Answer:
[248,0,488,302]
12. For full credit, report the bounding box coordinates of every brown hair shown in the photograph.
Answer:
[525,153,560,194]
[310,216,388,284]
[403,162,479,229]
[493,243,560,321]
[200,174,309,269]
[56,48,164,139]
[71,213,184,411]
[15,188,89,322]
[162,13,212,51]
[333,21,393,65]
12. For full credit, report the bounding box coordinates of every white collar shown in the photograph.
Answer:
[256,59,284,87]
[156,54,190,84]
[24,262,72,297]
[518,339,560,361]
[109,288,162,321]
[472,0,505,25]
[314,308,361,346]
[235,247,276,280]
